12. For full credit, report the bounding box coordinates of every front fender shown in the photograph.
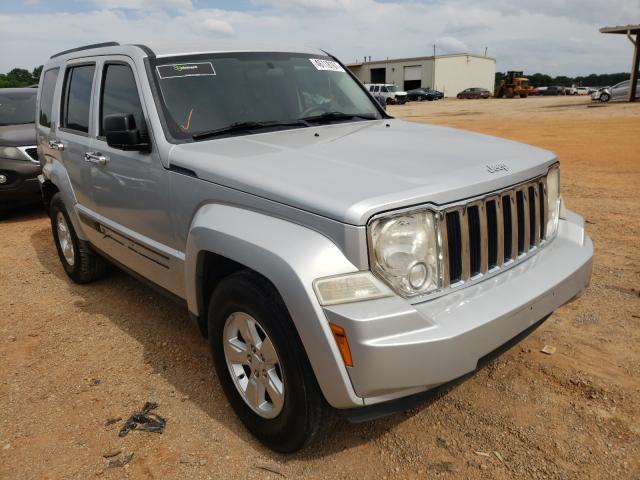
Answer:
[185,203,364,408]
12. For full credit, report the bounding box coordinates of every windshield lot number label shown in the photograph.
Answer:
[156,62,216,79]
[309,58,345,73]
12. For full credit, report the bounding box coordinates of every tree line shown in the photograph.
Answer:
[0,66,43,88]
[496,71,630,87]
[1,65,631,89]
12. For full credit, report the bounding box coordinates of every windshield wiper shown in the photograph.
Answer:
[298,112,378,124]
[192,120,308,140]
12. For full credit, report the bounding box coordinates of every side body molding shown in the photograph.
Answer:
[185,204,364,408]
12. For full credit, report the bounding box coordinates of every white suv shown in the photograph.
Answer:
[364,83,408,105]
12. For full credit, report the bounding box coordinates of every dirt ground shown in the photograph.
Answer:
[1,96,639,479]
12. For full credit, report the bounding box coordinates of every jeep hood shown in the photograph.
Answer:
[168,120,557,226]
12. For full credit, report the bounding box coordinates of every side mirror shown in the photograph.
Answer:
[104,113,150,152]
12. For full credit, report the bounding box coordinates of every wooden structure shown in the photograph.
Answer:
[600,25,640,102]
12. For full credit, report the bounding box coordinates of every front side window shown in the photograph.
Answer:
[151,52,382,141]
[100,63,144,135]
[38,68,59,127]
[0,89,37,126]
[381,86,389,93]
[62,64,95,133]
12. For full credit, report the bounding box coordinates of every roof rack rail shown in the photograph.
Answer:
[50,42,120,59]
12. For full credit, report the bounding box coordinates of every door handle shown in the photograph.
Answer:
[84,152,109,166]
[48,139,64,151]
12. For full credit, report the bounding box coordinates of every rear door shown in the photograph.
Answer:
[56,62,98,211]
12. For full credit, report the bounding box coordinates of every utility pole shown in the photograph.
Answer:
[433,44,436,89]
[484,46,488,56]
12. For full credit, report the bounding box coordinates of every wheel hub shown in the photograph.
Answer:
[223,312,285,419]
[56,212,75,266]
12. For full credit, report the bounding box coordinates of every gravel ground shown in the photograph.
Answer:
[1,96,639,479]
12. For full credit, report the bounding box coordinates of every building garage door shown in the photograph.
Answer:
[404,65,422,91]
[371,68,386,84]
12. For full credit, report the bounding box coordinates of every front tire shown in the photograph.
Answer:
[208,271,329,452]
[600,93,610,102]
[50,193,108,284]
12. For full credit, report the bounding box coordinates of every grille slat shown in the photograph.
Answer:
[538,181,546,241]
[467,205,481,276]
[486,200,498,269]
[445,211,462,283]
[437,174,549,290]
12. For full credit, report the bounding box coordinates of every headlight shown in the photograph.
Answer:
[0,146,30,161]
[546,165,560,239]
[369,211,440,297]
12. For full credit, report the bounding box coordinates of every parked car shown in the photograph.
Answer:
[364,83,407,104]
[594,80,640,102]
[591,87,609,102]
[39,42,592,452]
[532,86,547,95]
[574,87,590,96]
[541,86,563,96]
[0,87,40,212]
[456,87,491,99]
[406,87,443,101]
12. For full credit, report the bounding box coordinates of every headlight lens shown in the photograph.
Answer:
[546,165,560,239]
[369,211,440,297]
[0,146,29,161]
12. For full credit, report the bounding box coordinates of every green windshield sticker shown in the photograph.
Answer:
[156,62,216,79]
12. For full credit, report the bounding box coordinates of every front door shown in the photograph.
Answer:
[83,56,181,295]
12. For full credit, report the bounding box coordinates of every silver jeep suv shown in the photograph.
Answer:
[37,42,592,452]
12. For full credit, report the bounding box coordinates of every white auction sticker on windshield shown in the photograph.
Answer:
[309,58,345,73]
[156,62,216,79]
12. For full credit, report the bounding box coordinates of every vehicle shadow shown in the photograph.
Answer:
[0,204,46,223]
[28,225,426,459]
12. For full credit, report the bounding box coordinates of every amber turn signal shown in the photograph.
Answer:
[329,323,353,367]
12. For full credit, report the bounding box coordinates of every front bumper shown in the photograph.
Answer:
[0,157,42,207]
[323,211,592,406]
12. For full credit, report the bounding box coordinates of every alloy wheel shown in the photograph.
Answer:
[223,312,285,418]
[56,212,75,266]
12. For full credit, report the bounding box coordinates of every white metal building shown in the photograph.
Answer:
[346,53,496,97]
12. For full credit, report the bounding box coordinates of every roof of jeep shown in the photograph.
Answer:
[48,41,328,62]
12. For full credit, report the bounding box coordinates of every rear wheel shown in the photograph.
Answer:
[50,193,108,283]
[208,271,329,452]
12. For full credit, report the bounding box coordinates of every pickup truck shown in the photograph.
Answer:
[37,42,593,452]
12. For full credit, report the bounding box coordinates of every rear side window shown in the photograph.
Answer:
[100,64,144,135]
[62,64,95,134]
[39,68,59,127]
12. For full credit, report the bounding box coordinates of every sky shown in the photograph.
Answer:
[0,0,638,75]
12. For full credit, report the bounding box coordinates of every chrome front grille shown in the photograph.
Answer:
[440,175,549,288]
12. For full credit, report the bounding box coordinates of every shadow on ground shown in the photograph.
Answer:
[0,204,46,223]
[29,225,429,460]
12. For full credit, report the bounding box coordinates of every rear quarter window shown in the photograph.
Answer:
[39,68,59,127]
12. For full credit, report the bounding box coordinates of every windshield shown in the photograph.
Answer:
[386,85,399,92]
[151,52,382,140]
[0,90,36,126]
